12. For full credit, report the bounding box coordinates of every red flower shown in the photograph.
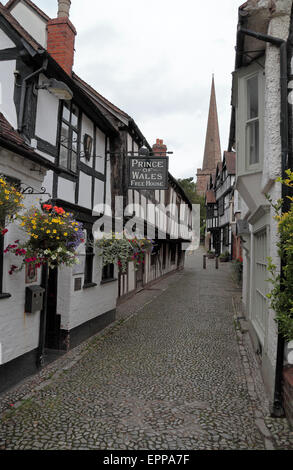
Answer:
[1,229,8,236]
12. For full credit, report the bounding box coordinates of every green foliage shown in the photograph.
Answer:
[177,177,206,229]
[266,170,293,341]
[96,233,153,273]
[0,175,24,232]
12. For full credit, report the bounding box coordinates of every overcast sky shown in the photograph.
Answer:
[38,0,241,180]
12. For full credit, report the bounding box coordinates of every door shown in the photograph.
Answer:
[136,262,144,289]
[213,229,221,256]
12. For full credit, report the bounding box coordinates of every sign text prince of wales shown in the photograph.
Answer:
[128,157,169,190]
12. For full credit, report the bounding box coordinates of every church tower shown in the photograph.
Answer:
[196,76,222,196]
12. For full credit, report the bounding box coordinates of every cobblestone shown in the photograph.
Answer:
[0,248,292,450]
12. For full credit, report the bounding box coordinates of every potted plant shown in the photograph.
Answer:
[96,232,154,273]
[233,256,243,283]
[0,175,24,235]
[207,250,215,259]
[5,203,84,274]
[219,251,230,262]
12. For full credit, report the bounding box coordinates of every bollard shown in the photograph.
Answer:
[203,255,206,269]
[215,256,219,270]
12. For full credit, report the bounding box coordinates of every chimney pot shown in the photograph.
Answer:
[152,138,167,157]
[47,1,76,76]
[58,0,71,18]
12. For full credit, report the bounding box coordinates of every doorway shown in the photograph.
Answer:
[45,267,61,350]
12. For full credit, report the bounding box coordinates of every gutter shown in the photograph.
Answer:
[238,27,289,418]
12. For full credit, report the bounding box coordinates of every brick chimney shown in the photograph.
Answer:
[47,0,76,76]
[152,138,167,157]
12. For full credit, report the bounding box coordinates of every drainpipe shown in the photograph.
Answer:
[239,27,289,417]
[18,58,48,132]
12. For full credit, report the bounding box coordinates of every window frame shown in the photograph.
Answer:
[101,263,115,283]
[245,74,260,168]
[234,61,265,176]
[59,101,81,173]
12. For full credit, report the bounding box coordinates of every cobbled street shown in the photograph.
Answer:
[0,248,292,450]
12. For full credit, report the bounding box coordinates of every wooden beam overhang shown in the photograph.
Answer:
[0,135,57,172]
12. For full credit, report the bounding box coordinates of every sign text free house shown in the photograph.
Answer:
[128,157,169,190]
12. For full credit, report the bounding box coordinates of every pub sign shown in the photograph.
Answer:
[128,157,169,190]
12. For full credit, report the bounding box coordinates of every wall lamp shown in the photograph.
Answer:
[36,79,73,101]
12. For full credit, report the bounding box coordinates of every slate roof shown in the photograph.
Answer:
[0,112,29,148]
[224,151,236,175]
[206,190,216,204]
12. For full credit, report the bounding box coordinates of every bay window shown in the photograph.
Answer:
[246,75,259,166]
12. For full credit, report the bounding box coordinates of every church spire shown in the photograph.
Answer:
[196,76,222,196]
[202,75,221,170]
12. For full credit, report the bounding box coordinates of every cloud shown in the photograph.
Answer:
[36,0,240,179]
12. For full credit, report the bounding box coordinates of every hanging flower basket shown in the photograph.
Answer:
[5,203,84,273]
[0,175,24,235]
[96,233,154,273]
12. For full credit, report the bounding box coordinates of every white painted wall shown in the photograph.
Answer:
[10,1,47,48]
[0,149,47,364]
[78,172,92,209]
[0,29,15,48]
[57,177,75,204]
[0,59,18,128]
[35,74,59,146]
[58,251,118,332]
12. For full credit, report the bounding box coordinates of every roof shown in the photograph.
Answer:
[73,73,130,121]
[5,0,49,21]
[206,190,216,204]
[224,151,236,175]
[0,112,29,147]
[0,2,44,52]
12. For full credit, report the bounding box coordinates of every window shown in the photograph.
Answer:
[59,101,80,172]
[222,225,229,247]
[246,75,259,166]
[218,197,224,217]
[234,62,264,176]
[207,205,214,219]
[102,263,115,282]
